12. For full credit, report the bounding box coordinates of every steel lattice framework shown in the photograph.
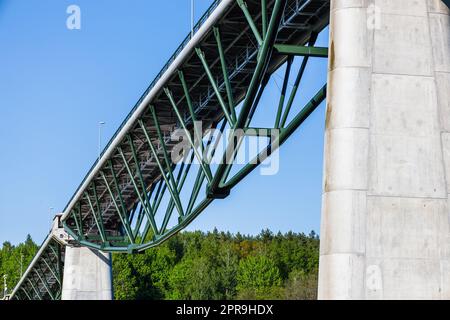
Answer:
[10,0,331,300]
[61,0,330,253]
[8,0,450,303]
[10,235,65,300]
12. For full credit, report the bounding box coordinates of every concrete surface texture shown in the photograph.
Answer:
[319,0,450,299]
[61,246,113,300]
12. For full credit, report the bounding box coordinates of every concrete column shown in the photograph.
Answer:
[62,246,113,300]
[319,0,450,299]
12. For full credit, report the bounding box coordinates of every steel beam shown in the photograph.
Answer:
[45,0,331,255]
[274,44,328,57]
[101,169,135,244]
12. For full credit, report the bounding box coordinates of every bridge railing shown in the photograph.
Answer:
[63,0,223,214]
[59,0,330,253]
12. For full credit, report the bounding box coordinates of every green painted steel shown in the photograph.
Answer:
[274,44,329,57]
[11,0,331,300]
[213,27,237,123]
[237,0,263,45]
[10,236,65,301]
[59,0,330,253]
[163,89,214,183]
[275,56,294,128]
[101,169,136,244]
[209,0,291,196]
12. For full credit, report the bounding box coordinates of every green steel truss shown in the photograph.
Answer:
[60,0,330,253]
[10,0,450,302]
[10,0,330,300]
[9,236,65,301]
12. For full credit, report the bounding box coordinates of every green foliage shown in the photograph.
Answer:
[236,255,282,300]
[0,230,319,300]
[0,235,39,297]
[113,230,319,300]
[284,269,318,300]
[237,255,281,290]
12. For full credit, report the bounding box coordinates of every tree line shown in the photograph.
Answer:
[0,235,39,298]
[0,229,320,300]
[112,229,319,300]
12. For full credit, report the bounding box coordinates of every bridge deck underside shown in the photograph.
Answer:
[60,0,330,252]
[10,0,330,301]
[10,237,65,301]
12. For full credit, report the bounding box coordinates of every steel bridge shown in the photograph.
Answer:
[9,0,450,301]
[9,0,330,300]
[59,0,329,253]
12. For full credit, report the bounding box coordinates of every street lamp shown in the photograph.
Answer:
[50,207,54,224]
[191,0,195,38]
[14,252,24,279]
[3,274,7,298]
[98,121,106,160]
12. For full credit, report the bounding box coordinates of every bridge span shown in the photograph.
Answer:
[10,0,330,300]
[8,0,450,300]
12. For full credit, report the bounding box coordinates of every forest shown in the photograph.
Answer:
[0,234,39,297]
[1,229,320,300]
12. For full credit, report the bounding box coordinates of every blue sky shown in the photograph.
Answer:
[0,0,328,245]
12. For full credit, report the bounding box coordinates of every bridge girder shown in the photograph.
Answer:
[59,0,330,253]
[9,0,450,301]
[10,237,65,301]
[10,0,331,300]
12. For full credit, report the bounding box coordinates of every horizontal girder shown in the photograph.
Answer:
[59,0,331,253]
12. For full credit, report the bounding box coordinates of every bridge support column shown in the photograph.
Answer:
[61,247,113,300]
[319,0,450,299]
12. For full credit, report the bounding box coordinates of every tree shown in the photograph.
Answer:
[236,255,282,299]
[284,269,318,300]
[3,230,321,300]
[217,242,238,299]
[0,235,38,296]
[167,257,192,300]
[112,255,139,300]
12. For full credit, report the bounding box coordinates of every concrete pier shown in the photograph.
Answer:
[319,0,450,299]
[61,247,113,300]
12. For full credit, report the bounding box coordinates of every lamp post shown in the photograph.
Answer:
[20,253,24,277]
[50,207,54,225]
[191,0,195,38]
[3,274,7,298]
[98,121,106,160]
